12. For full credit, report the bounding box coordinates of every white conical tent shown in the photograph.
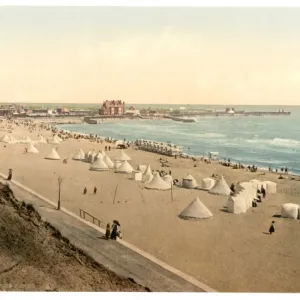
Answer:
[182,174,198,189]
[85,151,92,162]
[115,161,123,169]
[1,134,11,143]
[48,136,60,144]
[116,160,134,173]
[96,152,104,160]
[179,197,213,220]
[145,173,171,190]
[209,176,231,195]
[137,164,147,173]
[103,154,114,168]
[143,164,152,176]
[100,150,107,157]
[37,135,47,144]
[90,158,109,171]
[115,150,131,161]
[27,144,39,154]
[45,148,60,160]
[73,149,85,160]
[54,134,63,142]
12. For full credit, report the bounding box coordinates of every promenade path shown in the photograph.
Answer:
[0,176,216,292]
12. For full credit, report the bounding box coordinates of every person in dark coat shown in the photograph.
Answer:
[93,186,97,195]
[7,169,13,181]
[261,185,266,198]
[269,221,275,235]
[110,222,118,240]
[83,187,87,195]
[230,183,235,193]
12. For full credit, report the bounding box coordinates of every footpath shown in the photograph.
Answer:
[0,176,216,292]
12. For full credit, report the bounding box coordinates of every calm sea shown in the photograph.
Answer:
[56,105,300,174]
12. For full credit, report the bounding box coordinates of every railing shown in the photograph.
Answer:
[79,208,108,230]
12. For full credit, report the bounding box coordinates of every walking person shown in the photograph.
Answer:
[83,187,87,195]
[261,185,266,198]
[269,221,275,235]
[93,186,97,195]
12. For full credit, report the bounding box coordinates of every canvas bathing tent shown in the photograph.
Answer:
[27,144,39,154]
[73,149,85,160]
[182,174,198,189]
[115,161,123,169]
[115,150,131,161]
[281,203,299,219]
[45,148,60,160]
[145,173,171,190]
[209,176,231,196]
[1,134,16,144]
[261,181,277,194]
[132,171,143,181]
[37,135,47,144]
[103,154,114,168]
[137,164,147,173]
[179,197,213,220]
[90,158,109,171]
[116,161,134,174]
[48,136,60,144]
[197,177,216,191]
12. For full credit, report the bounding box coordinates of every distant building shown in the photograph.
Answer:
[125,105,140,116]
[99,100,125,116]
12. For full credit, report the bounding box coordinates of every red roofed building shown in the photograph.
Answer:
[99,100,125,116]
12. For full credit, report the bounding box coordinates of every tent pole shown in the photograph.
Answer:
[113,184,118,204]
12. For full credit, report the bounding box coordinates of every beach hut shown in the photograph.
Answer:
[145,173,171,190]
[236,182,256,209]
[48,136,60,144]
[116,160,134,174]
[45,148,60,160]
[227,192,248,214]
[182,174,198,189]
[262,181,277,194]
[90,158,109,171]
[103,154,114,168]
[163,174,173,186]
[132,171,143,181]
[198,177,216,191]
[281,203,299,219]
[27,144,39,154]
[115,150,131,161]
[209,176,231,196]
[179,197,213,220]
[249,179,261,191]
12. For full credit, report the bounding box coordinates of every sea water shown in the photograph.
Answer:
[56,105,300,174]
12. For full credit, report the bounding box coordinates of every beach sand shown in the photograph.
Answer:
[0,119,300,292]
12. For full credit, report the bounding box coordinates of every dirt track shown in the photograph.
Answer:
[0,183,147,292]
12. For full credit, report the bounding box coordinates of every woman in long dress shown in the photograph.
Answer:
[110,222,118,240]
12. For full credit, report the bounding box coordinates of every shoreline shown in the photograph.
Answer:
[54,123,300,179]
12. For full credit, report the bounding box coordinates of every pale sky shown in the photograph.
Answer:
[1,6,300,105]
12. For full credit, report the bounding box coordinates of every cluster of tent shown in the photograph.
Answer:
[72,149,135,173]
[0,133,62,145]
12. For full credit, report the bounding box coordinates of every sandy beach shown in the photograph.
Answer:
[1,118,300,292]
